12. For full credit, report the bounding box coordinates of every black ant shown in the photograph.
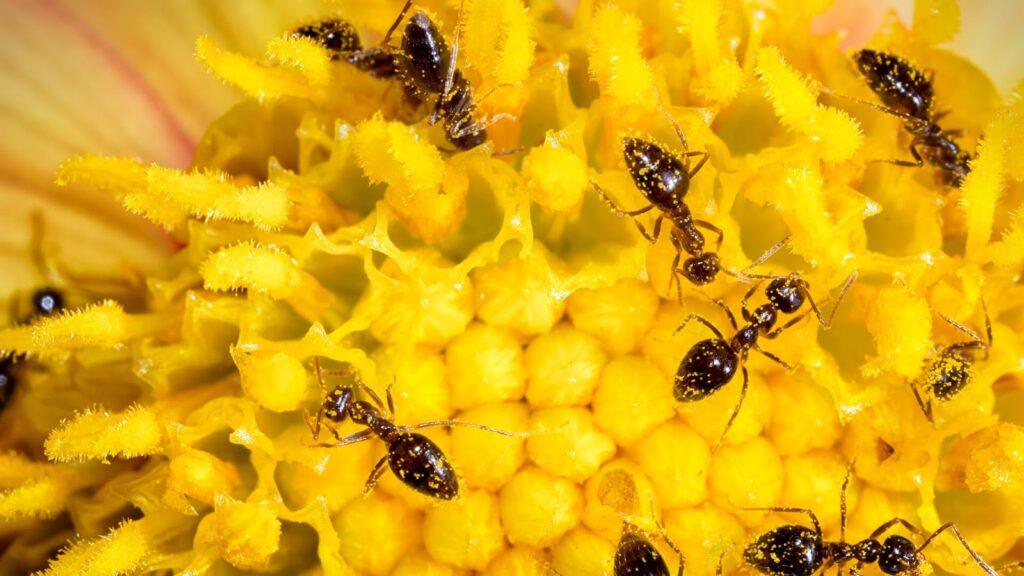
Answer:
[910,295,992,423]
[305,358,524,500]
[591,119,719,299]
[338,0,510,151]
[849,49,972,188]
[674,271,855,448]
[743,462,998,576]
[0,285,65,411]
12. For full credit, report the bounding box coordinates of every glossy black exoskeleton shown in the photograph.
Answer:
[674,272,855,448]
[744,465,998,576]
[852,49,972,187]
[345,1,500,151]
[614,521,684,576]
[29,287,64,318]
[911,296,992,423]
[306,359,521,500]
[592,119,728,300]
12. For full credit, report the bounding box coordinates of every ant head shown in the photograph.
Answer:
[683,253,720,286]
[878,535,920,576]
[622,137,688,210]
[30,287,64,317]
[766,275,807,314]
[401,12,450,94]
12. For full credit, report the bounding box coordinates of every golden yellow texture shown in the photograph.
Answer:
[2,0,1022,575]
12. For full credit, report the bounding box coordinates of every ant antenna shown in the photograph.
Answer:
[381,0,414,46]
[840,458,857,543]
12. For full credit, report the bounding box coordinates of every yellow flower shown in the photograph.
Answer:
[1,0,1023,575]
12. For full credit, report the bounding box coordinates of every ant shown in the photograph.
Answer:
[910,294,992,423]
[305,358,524,500]
[743,462,998,576]
[338,0,510,151]
[849,49,972,188]
[674,271,855,449]
[0,285,65,411]
[591,117,719,300]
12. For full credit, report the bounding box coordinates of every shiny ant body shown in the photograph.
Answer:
[591,120,723,300]
[306,359,521,500]
[674,272,855,448]
[613,520,684,576]
[299,2,501,151]
[852,49,972,187]
[744,463,998,576]
[911,296,992,423]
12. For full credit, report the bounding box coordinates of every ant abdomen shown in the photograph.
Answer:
[399,12,450,95]
[623,137,689,208]
[744,524,826,576]
[852,49,933,121]
[389,432,459,501]
[674,339,737,401]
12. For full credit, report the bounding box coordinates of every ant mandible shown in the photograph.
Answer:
[910,294,992,423]
[848,49,972,188]
[674,271,855,449]
[305,358,523,501]
[743,462,999,576]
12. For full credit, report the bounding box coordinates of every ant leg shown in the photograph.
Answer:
[407,420,530,437]
[312,357,332,395]
[652,517,685,576]
[451,113,517,137]
[381,0,415,45]
[812,271,858,329]
[996,561,1024,575]
[839,459,856,543]
[314,428,376,448]
[673,314,726,340]
[753,346,795,372]
[303,407,325,441]
[819,86,922,125]
[591,181,657,218]
[667,245,684,305]
[687,151,711,179]
[442,0,467,97]
[632,215,663,245]
[362,455,389,496]
[874,141,925,168]
[712,366,749,452]
[709,299,739,331]
[694,220,724,252]
[739,505,823,539]
[910,380,935,423]
[917,522,998,576]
